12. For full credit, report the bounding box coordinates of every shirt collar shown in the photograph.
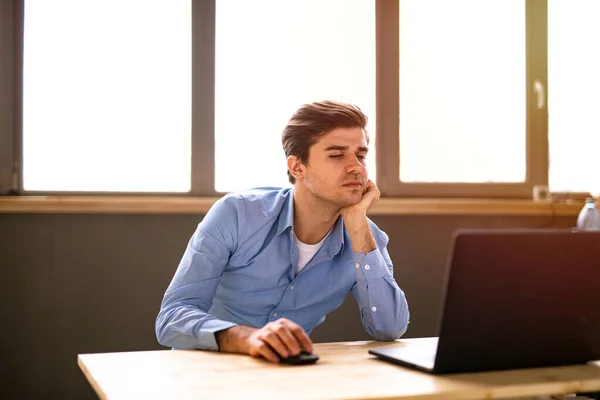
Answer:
[277,189,345,256]
[327,216,345,257]
[276,188,295,235]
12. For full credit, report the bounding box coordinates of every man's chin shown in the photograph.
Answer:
[335,194,362,208]
[311,189,362,208]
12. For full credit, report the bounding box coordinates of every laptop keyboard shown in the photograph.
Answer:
[392,345,437,369]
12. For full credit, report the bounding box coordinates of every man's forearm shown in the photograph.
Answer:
[342,211,377,254]
[354,267,410,340]
[156,302,237,350]
[215,325,257,353]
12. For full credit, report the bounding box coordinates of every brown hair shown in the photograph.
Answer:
[282,100,369,184]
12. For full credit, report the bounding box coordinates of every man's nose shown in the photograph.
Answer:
[345,156,363,174]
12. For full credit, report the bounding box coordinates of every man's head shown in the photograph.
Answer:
[282,100,370,207]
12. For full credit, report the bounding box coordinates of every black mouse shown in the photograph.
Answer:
[279,349,319,365]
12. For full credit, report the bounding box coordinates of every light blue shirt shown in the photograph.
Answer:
[155,187,410,350]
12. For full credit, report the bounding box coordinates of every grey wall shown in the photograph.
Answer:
[0,212,575,399]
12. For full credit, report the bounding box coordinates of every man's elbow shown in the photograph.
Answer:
[372,324,408,341]
[372,311,410,341]
[155,310,177,347]
[155,318,169,347]
[156,322,188,348]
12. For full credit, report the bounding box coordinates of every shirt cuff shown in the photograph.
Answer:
[199,319,238,351]
[353,249,392,281]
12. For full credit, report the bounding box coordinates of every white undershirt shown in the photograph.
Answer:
[293,229,332,275]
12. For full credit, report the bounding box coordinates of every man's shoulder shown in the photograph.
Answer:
[221,186,292,215]
[223,186,291,203]
[234,186,291,200]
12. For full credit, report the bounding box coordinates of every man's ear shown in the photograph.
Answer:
[287,156,305,181]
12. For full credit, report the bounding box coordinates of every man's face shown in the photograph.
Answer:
[301,127,369,207]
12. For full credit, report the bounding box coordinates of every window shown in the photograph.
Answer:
[2,0,598,199]
[548,0,600,196]
[376,0,547,198]
[214,0,375,192]
[398,0,526,184]
[22,0,191,192]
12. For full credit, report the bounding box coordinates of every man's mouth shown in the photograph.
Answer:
[342,180,363,188]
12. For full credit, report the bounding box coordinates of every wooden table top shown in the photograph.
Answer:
[78,338,600,400]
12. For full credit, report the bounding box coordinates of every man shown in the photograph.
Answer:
[156,100,410,363]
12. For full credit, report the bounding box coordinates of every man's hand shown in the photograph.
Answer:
[340,180,379,254]
[339,179,380,218]
[215,318,313,363]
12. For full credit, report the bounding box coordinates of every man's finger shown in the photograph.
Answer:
[286,323,313,353]
[254,341,279,363]
[273,325,301,355]
[260,330,290,358]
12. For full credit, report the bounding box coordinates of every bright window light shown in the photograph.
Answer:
[23,0,191,192]
[215,0,375,193]
[548,0,600,196]
[399,0,526,183]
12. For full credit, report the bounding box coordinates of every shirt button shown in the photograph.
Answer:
[355,263,360,269]
[371,306,377,312]
[364,265,371,271]
[273,312,278,317]
[290,285,294,290]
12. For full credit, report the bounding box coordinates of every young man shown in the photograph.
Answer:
[156,100,410,363]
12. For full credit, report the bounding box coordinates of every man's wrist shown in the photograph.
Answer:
[354,237,377,254]
[215,325,255,353]
[342,211,377,253]
[341,209,368,230]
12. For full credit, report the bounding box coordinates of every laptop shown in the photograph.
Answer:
[369,229,600,374]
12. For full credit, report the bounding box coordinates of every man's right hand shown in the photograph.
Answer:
[215,318,313,363]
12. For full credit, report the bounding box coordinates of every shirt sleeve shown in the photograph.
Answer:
[350,221,410,340]
[155,195,240,351]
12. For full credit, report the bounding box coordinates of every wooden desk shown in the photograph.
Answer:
[78,338,600,400]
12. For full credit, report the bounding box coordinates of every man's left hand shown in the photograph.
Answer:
[340,179,380,218]
[339,180,380,254]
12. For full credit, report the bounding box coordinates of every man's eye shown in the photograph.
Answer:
[357,155,366,160]
[329,154,343,159]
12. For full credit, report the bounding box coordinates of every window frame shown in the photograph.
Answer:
[375,0,548,198]
[1,0,551,199]
[0,0,19,195]
[2,0,220,197]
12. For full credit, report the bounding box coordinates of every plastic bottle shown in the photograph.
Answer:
[576,198,600,231]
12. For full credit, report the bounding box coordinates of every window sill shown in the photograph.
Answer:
[0,196,582,217]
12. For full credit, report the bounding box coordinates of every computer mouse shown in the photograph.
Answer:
[279,349,319,365]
